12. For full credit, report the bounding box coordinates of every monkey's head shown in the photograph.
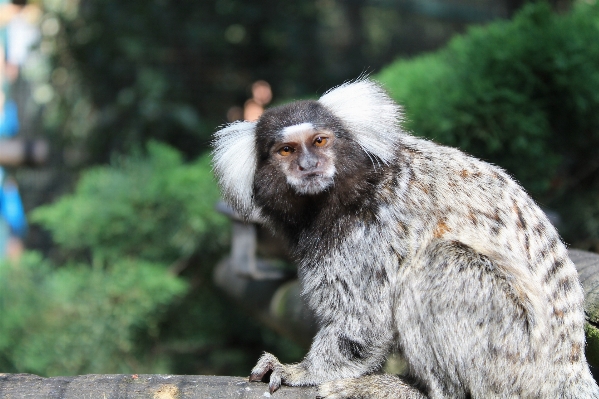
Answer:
[212,79,404,219]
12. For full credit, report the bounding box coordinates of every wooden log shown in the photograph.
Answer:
[0,373,318,399]
[569,249,599,369]
[570,249,599,323]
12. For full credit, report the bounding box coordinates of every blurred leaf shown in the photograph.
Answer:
[0,252,187,376]
[31,142,228,263]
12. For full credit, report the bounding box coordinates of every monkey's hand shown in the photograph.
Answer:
[249,352,308,394]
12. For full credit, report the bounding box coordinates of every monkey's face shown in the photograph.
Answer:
[254,101,345,198]
[270,123,337,195]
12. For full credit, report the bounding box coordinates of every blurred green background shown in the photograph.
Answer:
[1,0,599,377]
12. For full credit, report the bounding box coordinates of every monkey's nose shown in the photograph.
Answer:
[298,155,319,171]
[298,162,319,172]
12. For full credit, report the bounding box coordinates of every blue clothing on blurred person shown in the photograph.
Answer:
[1,180,27,238]
[0,99,19,138]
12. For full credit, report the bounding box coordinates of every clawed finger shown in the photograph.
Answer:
[268,372,282,394]
[249,369,270,382]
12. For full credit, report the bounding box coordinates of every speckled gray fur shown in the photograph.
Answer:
[212,79,599,398]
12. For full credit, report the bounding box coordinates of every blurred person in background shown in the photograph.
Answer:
[243,80,272,121]
[0,0,38,261]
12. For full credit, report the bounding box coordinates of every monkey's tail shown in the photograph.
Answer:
[560,372,599,399]
[317,374,428,399]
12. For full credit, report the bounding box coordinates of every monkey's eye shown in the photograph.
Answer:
[278,146,294,156]
[314,137,328,147]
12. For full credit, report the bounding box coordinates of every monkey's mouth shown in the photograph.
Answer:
[303,172,322,180]
[287,173,334,195]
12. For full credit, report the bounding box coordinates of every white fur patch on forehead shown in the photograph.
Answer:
[281,122,315,140]
[318,79,403,164]
[212,120,257,218]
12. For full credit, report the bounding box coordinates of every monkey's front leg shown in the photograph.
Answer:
[249,352,428,398]
[249,314,394,394]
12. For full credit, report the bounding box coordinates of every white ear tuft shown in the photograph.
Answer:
[212,121,257,217]
[318,79,403,164]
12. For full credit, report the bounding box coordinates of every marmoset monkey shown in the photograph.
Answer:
[212,79,599,398]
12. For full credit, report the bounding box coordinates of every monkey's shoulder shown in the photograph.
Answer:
[392,138,520,210]
[398,137,510,184]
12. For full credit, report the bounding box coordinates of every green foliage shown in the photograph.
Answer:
[586,323,599,368]
[378,1,599,247]
[0,252,187,375]
[31,142,228,264]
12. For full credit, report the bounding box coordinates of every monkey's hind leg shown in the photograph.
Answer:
[318,374,427,399]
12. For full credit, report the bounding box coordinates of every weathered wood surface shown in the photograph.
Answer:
[570,249,599,323]
[0,374,317,399]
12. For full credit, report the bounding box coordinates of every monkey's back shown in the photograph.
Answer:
[386,136,596,397]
